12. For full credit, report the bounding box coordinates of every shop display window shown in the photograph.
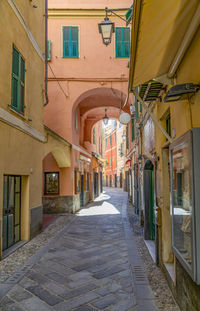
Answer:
[170,129,200,284]
[44,172,59,195]
[75,170,80,194]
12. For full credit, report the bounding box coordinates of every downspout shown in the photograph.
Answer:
[168,3,200,78]
[44,0,49,106]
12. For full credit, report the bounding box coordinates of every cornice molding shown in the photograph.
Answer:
[0,107,46,143]
[48,8,126,19]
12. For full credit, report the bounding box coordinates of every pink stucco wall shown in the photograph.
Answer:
[44,0,132,196]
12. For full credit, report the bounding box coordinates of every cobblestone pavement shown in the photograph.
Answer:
[0,188,180,311]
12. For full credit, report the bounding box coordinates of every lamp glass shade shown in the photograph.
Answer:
[103,115,109,125]
[122,134,126,141]
[98,19,115,46]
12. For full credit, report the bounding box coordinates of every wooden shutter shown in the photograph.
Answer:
[12,47,20,109]
[47,40,51,61]
[116,27,130,58]
[20,56,25,113]
[63,27,78,57]
[71,27,78,57]
[11,47,25,114]
[116,28,123,57]
[126,125,129,149]
[131,119,135,142]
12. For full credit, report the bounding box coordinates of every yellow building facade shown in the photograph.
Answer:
[126,1,200,310]
[0,0,45,258]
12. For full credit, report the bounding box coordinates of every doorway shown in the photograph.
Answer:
[80,174,84,207]
[143,160,155,240]
[109,175,112,187]
[3,175,21,251]
[134,164,140,215]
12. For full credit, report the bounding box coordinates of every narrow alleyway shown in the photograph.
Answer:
[0,188,179,311]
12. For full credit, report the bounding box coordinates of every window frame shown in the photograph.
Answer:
[115,27,130,58]
[63,26,79,58]
[11,46,25,115]
[44,172,59,195]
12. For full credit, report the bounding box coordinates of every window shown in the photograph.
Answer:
[44,172,59,195]
[110,135,112,145]
[75,170,80,193]
[110,157,112,167]
[166,114,171,137]
[63,26,79,58]
[75,108,78,131]
[11,47,25,114]
[47,40,51,61]
[126,125,129,149]
[131,119,135,142]
[93,128,95,144]
[87,172,90,191]
[115,27,130,58]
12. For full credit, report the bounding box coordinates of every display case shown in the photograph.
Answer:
[170,129,200,284]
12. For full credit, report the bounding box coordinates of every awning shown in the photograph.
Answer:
[129,0,200,90]
[92,152,106,163]
[139,81,164,102]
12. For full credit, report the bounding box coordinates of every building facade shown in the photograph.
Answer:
[43,0,132,212]
[103,121,117,187]
[0,0,45,257]
[126,1,200,310]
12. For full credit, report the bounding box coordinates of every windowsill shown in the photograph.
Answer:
[164,262,175,282]
[2,241,28,260]
[144,240,156,262]
[115,57,130,59]
[8,106,26,120]
[62,56,79,59]
[43,194,59,196]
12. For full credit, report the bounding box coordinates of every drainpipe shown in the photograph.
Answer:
[168,3,200,78]
[44,0,49,106]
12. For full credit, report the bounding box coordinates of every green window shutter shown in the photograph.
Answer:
[11,47,25,114]
[47,40,51,61]
[115,27,130,58]
[63,26,79,58]
[126,125,129,149]
[131,119,135,142]
[135,99,139,121]
[12,48,20,109]
[20,56,25,114]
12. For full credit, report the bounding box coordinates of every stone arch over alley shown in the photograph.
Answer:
[72,87,131,146]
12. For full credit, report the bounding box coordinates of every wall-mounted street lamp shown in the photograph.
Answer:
[102,108,109,125]
[98,7,131,46]
[122,133,126,141]
[164,83,200,102]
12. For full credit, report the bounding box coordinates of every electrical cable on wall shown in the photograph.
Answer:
[48,63,69,101]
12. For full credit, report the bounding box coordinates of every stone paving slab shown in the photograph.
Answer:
[0,188,180,311]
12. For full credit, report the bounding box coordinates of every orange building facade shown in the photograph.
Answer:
[43,0,132,213]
